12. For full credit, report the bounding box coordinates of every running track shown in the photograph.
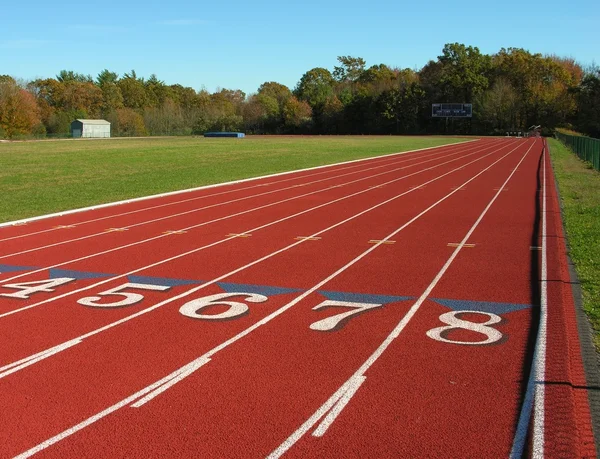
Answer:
[0,138,595,458]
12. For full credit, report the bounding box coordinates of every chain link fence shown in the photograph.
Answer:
[555,131,600,171]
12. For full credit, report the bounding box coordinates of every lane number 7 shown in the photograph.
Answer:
[310,300,383,332]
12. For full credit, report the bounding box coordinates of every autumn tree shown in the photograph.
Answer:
[215,89,246,115]
[294,68,335,110]
[357,64,400,96]
[144,74,172,108]
[144,98,188,135]
[333,56,366,82]
[118,70,149,110]
[438,43,492,102]
[295,68,336,131]
[475,77,519,131]
[254,82,293,132]
[493,48,580,128]
[56,70,93,83]
[321,96,344,133]
[0,77,41,138]
[576,66,600,137]
[283,97,312,131]
[379,82,426,133]
[358,64,396,85]
[108,107,147,136]
[243,95,268,133]
[60,81,103,117]
[170,84,200,110]
[96,70,123,114]
[2,44,599,137]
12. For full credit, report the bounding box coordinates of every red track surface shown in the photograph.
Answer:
[0,138,594,458]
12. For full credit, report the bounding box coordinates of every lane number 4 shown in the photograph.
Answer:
[0,278,76,299]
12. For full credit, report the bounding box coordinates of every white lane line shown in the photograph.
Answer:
[0,142,469,244]
[0,144,486,283]
[533,141,548,458]
[0,340,82,379]
[312,375,366,437]
[13,366,214,459]
[268,378,358,454]
[0,147,441,244]
[509,139,547,458]
[0,141,490,260]
[0,140,507,301]
[268,139,536,459]
[130,356,212,408]
[0,139,480,232]
[11,141,524,458]
[0,143,472,243]
[0,140,520,377]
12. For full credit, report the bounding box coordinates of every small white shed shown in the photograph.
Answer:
[71,119,111,138]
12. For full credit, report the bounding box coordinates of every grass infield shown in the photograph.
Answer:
[0,135,468,224]
[549,138,600,346]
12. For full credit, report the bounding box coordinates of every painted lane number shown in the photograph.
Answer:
[426,311,503,345]
[0,278,76,299]
[179,292,268,320]
[78,283,171,308]
[310,300,383,331]
[0,278,508,346]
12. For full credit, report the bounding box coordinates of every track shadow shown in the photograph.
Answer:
[541,381,600,391]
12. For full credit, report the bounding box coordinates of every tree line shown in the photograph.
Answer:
[1,43,599,139]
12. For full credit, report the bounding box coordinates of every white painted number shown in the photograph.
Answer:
[426,310,503,345]
[78,283,171,308]
[310,300,383,332]
[0,278,75,299]
[179,292,268,320]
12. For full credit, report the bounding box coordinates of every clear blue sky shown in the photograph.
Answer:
[2,0,598,95]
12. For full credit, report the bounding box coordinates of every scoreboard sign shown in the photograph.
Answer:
[432,103,472,118]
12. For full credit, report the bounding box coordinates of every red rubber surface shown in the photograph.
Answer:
[0,138,594,458]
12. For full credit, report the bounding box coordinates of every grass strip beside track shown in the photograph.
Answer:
[548,138,600,346]
[0,136,467,223]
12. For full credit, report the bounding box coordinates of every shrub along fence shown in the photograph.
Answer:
[555,131,600,171]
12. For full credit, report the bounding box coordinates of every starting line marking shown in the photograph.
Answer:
[369,240,396,245]
[447,243,476,248]
[163,230,187,235]
[11,140,521,457]
[227,233,252,238]
[53,225,76,229]
[294,236,321,241]
[106,228,128,232]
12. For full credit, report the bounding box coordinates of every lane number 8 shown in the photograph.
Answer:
[426,310,503,345]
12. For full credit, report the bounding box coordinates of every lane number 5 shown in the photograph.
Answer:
[78,283,171,308]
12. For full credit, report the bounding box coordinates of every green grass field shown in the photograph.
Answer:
[549,138,600,346]
[0,136,469,223]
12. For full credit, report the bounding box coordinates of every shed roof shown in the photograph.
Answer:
[75,119,111,125]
